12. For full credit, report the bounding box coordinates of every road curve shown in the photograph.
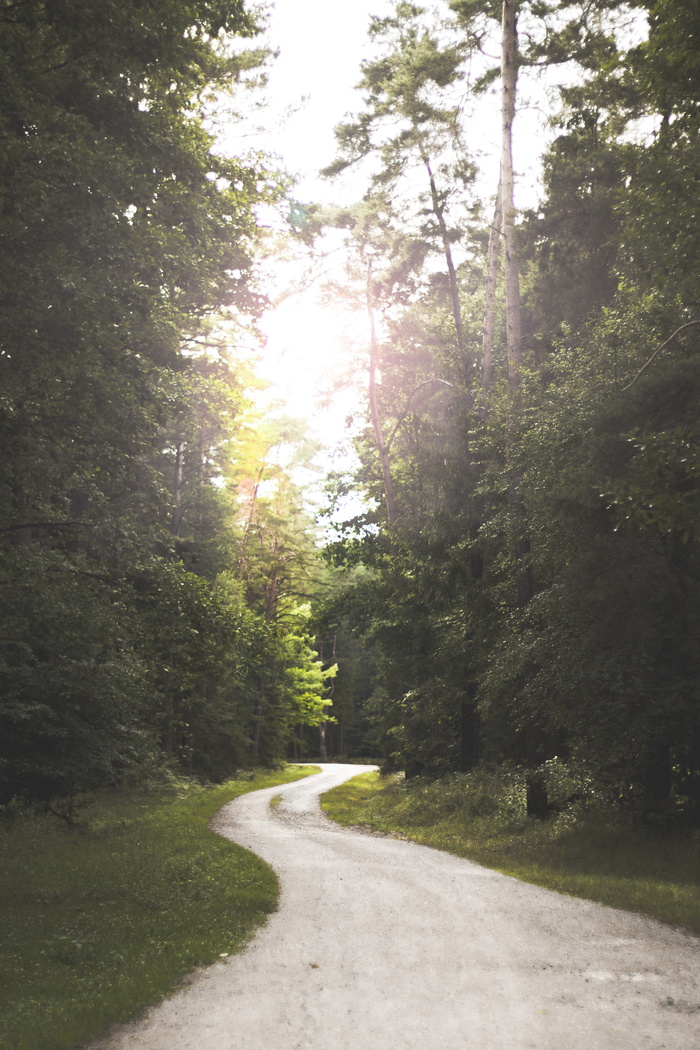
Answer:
[90,764,699,1050]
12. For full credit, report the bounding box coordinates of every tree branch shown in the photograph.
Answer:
[621,320,700,392]
[0,521,87,536]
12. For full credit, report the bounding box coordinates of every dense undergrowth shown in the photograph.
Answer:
[0,766,317,1050]
[321,768,700,937]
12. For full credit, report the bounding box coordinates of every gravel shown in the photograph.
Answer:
[89,763,700,1050]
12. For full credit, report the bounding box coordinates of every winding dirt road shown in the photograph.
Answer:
[91,764,699,1050]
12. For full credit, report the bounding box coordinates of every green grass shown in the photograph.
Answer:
[0,765,318,1050]
[321,770,700,937]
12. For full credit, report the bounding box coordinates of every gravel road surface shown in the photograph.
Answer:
[90,763,700,1050]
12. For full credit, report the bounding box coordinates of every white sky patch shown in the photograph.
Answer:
[252,265,368,502]
[214,1,394,472]
[256,0,394,203]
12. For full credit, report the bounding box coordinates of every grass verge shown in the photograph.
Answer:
[0,765,318,1050]
[321,770,700,937]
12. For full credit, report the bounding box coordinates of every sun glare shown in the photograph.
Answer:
[258,288,366,447]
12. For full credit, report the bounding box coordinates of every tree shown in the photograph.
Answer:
[0,0,300,802]
[323,0,700,828]
[227,411,332,761]
[325,3,478,366]
[469,0,700,821]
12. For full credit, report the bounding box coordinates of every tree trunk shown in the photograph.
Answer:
[458,690,480,772]
[367,257,397,527]
[499,0,549,817]
[643,743,672,818]
[525,722,548,818]
[688,722,700,827]
[236,465,264,578]
[501,0,522,386]
[171,441,185,536]
[250,675,265,761]
[482,172,502,389]
[423,155,468,366]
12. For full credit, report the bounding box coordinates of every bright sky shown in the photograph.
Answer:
[258,0,393,203]
[227,0,395,466]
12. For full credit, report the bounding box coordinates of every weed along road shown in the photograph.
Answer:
[90,764,699,1050]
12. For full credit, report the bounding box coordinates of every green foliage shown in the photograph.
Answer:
[0,547,157,804]
[311,596,382,759]
[283,630,337,727]
[0,0,333,804]
[521,115,629,341]
[5,0,700,830]
[323,0,700,827]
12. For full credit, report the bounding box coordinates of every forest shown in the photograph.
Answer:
[2,0,700,830]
